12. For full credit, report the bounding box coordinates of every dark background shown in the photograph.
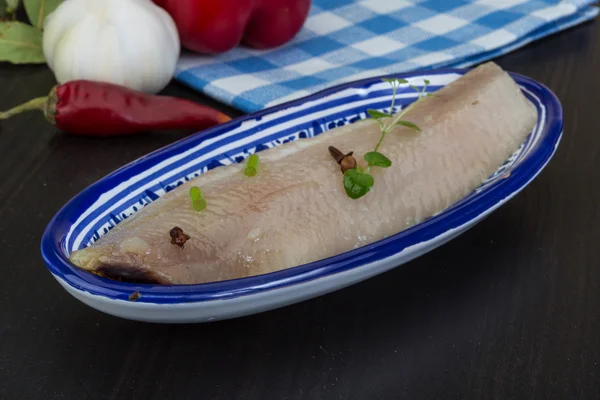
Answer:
[1,15,599,400]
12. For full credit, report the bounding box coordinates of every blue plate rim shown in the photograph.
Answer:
[40,67,563,304]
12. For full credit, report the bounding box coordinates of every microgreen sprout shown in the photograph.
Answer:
[342,78,431,200]
[189,186,206,212]
[244,154,260,177]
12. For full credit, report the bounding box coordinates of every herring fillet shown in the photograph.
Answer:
[69,62,537,285]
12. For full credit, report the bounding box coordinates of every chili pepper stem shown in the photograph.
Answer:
[0,97,48,120]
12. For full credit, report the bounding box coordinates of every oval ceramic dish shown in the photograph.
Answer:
[41,68,563,323]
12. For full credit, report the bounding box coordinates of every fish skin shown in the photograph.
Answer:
[70,62,537,285]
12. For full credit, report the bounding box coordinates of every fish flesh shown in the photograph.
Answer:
[70,62,537,284]
[69,62,537,285]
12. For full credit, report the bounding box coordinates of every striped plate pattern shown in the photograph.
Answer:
[41,68,562,321]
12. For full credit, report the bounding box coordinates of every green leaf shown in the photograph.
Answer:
[343,169,374,200]
[395,120,421,132]
[364,152,392,168]
[192,198,207,212]
[189,186,206,211]
[367,109,390,120]
[423,79,430,85]
[382,78,408,85]
[189,186,201,201]
[0,21,45,64]
[409,85,420,93]
[244,153,259,177]
[24,0,62,30]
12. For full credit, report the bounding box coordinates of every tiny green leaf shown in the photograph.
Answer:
[24,0,62,30]
[424,79,430,85]
[189,186,201,201]
[244,154,259,177]
[364,152,392,168]
[192,198,207,212]
[189,186,206,211]
[395,120,421,131]
[0,21,45,63]
[343,169,374,200]
[409,85,420,93]
[367,109,390,120]
[382,78,408,85]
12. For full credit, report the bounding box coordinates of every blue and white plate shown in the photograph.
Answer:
[41,68,563,323]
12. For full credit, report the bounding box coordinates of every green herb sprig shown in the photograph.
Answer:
[343,78,431,199]
[244,154,260,177]
[189,186,206,212]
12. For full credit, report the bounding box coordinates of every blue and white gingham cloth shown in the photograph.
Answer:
[175,0,598,113]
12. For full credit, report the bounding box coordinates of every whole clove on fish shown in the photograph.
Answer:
[328,146,357,173]
[170,227,190,248]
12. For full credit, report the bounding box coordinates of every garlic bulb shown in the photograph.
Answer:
[43,0,180,94]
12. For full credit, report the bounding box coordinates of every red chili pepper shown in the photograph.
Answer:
[0,80,231,136]
[154,0,312,54]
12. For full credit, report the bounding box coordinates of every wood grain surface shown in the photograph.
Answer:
[0,17,599,400]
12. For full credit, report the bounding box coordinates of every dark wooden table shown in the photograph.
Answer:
[1,17,599,400]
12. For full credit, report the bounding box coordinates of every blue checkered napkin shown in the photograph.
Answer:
[175,0,598,113]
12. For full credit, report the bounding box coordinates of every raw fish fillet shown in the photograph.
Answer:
[70,62,537,284]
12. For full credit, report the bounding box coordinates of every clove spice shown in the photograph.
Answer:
[328,146,357,173]
[170,226,190,248]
